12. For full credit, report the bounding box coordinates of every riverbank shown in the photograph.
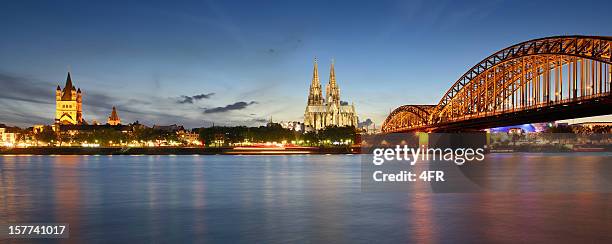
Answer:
[489,144,612,152]
[0,146,359,155]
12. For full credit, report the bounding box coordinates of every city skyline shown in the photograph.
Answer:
[1,0,611,128]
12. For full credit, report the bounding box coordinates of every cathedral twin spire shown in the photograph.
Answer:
[307,58,324,105]
[304,58,358,130]
[307,58,340,106]
[326,59,340,106]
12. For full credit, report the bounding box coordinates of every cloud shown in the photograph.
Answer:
[252,118,268,123]
[178,96,194,104]
[265,36,303,56]
[203,101,257,114]
[0,72,55,105]
[193,93,215,99]
[0,71,200,128]
[358,118,374,128]
[177,93,215,104]
[0,71,274,129]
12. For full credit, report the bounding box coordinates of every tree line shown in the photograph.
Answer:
[196,124,357,146]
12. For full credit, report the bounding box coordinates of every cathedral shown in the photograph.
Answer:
[304,59,358,130]
[55,72,83,125]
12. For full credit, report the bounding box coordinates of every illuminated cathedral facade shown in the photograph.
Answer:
[304,59,358,130]
[55,72,83,125]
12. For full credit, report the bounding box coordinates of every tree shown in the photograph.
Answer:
[318,126,357,145]
[34,126,58,145]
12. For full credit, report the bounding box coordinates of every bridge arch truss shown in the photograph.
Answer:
[383,36,612,133]
[381,105,435,133]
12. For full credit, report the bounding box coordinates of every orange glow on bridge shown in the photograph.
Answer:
[383,36,612,133]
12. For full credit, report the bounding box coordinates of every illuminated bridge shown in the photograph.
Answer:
[382,36,612,133]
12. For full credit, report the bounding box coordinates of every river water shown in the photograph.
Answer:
[1,154,611,243]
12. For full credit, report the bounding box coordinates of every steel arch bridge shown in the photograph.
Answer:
[382,35,612,133]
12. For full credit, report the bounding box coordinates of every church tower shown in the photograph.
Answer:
[55,72,83,125]
[307,58,324,105]
[304,58,358,131]
[325,59,340,106]
[107,106,121,125]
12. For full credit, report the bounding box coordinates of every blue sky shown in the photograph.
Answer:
[1,0,611,128]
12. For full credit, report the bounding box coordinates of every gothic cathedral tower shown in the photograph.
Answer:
[325,59,340,107]
[307,58,324,106]
[55,72,83,125]
[304,58,358,130]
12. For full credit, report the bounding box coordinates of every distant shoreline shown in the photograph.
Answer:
[1,145,610,155]
[0,146,358,155]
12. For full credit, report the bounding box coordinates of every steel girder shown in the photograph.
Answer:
[383,36,612,133]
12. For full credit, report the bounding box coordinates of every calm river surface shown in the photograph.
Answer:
[1,154,611,243]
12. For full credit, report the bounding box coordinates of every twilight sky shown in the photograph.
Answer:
[1,0,611,128]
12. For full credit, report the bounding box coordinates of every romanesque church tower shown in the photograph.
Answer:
[55,72,83,125]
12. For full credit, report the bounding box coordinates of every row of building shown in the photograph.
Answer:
[0,72,201,147]
[1,59,361,147]
[56,58,361,132]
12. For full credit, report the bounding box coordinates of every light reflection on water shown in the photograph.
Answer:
[0,154,611,243]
